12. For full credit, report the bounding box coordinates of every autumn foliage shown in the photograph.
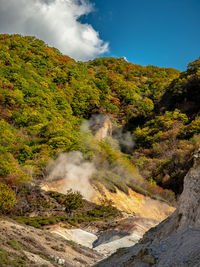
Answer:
[0,34,199,201]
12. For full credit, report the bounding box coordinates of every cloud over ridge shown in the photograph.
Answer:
[0,0,109,60]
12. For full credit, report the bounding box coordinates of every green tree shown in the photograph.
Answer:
[0,184,16,214]
[64,190,84,214]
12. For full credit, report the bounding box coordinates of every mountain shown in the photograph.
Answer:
[0,34,200,266]
[0,33,200,207]
[0,34,181,202]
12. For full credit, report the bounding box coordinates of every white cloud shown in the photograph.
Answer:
[0,0,109,60]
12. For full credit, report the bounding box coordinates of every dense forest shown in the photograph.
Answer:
[0,34,200,213]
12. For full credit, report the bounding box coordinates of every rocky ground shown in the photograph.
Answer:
[3,164,198,267]
[0,173,176,266]
[0,178,176,267]
[95,165,200,267]
[0,218,102,267]
[0,215,160,266]
[45,217,159,258]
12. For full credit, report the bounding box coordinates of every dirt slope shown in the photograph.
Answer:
[42,181,175,221]
[0,219,101,267]
[94,184,175,221]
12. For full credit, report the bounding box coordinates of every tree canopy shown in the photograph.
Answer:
[0,34,199,199]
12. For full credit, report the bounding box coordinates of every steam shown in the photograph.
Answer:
[0,0,109,61]
[82,114,134,153]
[88,114,112,136]
[112,128,135,154]
[47,151,95,200]
[81,114,112,140]
[45,114,135,200]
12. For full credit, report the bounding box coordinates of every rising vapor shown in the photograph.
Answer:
[47,151,95,200]
[0,0,109,60]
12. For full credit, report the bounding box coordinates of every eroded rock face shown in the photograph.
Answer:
[96,164,200,267]
[89,114,112,140]
[42,180,175,222]
[177,165,200,228]
[94,184,175,222]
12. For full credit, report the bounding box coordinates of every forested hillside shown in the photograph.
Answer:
[133,58,200,194]
[0,34,199,212]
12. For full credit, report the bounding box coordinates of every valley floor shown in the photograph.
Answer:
[0,216,159,266]
[45,216,158,258]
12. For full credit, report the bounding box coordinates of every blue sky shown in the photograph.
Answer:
[80,0,200,70]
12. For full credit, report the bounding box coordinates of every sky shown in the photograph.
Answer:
[80,0,200,70]
[0,0,199,70]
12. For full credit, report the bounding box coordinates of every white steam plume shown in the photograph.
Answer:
[112,128,135,154]
[0,0,109,60]
[45,115,134,200]
[47,151,95,200]
[81,114,134,153]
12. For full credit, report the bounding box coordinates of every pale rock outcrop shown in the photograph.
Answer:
[89,114,112,140]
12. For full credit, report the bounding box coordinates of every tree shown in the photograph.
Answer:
[0,183,16,214]
[64,190,84,214]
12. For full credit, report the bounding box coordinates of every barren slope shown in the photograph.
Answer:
[0,219,101,267]
[95,164,200,267]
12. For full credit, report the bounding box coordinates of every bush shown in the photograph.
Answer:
[0,247,26,267]
[0,153,31,186]
[87,201,120,219]
[0,183,16,214]
[49,190,85,214]
[64,190,84,214]
[13,216,67,228]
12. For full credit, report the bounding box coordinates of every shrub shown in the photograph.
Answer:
[49,190,85,214]
[13,216,67,228]
[0,183,16,214]
[7,240,22,250]
[64,190,84,214]
[0,153,31,186]
[87,201,120,219]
